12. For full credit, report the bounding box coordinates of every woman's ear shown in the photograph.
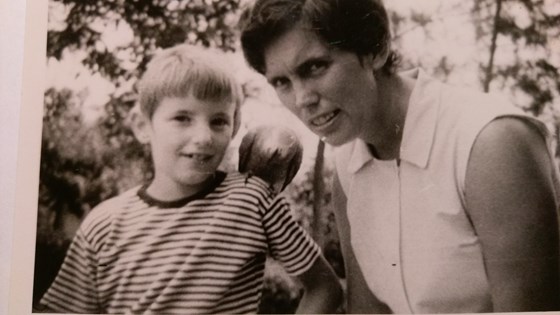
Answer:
[128,105,151,144]
[363,45,390,71]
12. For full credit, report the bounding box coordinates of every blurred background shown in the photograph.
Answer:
[34,0,560,313]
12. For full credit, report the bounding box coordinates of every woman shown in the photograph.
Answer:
[239,0,560,313]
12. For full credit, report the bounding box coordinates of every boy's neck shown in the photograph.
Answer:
[146,172,222,203]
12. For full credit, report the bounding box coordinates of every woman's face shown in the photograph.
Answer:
[263,24,380,146]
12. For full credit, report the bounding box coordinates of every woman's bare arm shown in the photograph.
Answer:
[465,117,560,311]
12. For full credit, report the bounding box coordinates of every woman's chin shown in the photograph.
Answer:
[319,133,352,147]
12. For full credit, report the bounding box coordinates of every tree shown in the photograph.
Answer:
[389,1,475,83]
[388,0,559,154]
[310,140,326,248]
[473,0,560,117]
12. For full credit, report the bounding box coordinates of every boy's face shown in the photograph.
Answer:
[144,94,235,200]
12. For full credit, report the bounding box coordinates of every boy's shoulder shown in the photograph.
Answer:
[221,172,285,217]
[80,185,142,231]
[223,171,274,195]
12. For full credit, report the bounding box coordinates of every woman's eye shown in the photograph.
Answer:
[272,78,290,90]
[307,61,329,76]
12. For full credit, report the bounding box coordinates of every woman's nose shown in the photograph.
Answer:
[294,82,319,110]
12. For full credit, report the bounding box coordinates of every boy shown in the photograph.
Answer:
[36,44,341,314]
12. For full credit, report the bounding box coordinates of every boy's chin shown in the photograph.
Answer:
[180,171,217,186]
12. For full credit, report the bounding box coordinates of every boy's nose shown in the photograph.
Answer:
[191,124,213,145]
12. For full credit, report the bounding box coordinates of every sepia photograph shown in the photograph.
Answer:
[7,0,560,314]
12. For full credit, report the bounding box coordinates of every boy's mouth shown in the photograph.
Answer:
[183,153,213,163]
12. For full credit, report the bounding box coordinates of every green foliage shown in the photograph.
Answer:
[499,60,558,116]
[48,0,241,81]
[284,164,345,277]
[258,260,303,314]
[473,0,560,116]
[41,88,104,223]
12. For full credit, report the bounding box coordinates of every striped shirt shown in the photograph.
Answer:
[38,172,320,314]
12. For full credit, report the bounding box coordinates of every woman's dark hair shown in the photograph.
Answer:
[239,0,399,75]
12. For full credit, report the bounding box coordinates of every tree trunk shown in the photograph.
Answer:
[554,124,560,176]
[311,139,326,249]
[483,0,503,93]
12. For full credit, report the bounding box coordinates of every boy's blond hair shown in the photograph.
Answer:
[138,44,243,136]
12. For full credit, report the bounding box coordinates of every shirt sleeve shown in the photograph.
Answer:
[262,196,321,276]
[38,228,101,313]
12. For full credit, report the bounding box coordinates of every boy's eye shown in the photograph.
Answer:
[211,118,230,128]
[173,115,190,122]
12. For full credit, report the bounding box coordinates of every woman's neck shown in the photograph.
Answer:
[363,72,415,160]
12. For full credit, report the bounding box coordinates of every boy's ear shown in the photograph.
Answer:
[128,105,151,144]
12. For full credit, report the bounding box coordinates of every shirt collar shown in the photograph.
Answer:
[347,68,441,173]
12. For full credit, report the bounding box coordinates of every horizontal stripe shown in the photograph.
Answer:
[38,172,319,314]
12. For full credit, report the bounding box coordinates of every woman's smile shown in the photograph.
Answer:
[310,109,340,127]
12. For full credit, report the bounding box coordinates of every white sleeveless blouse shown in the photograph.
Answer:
[334,69,556,313]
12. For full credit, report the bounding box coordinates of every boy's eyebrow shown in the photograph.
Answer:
[213,111,232,117]
[206,108,234,118]
[173,109,193,115]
